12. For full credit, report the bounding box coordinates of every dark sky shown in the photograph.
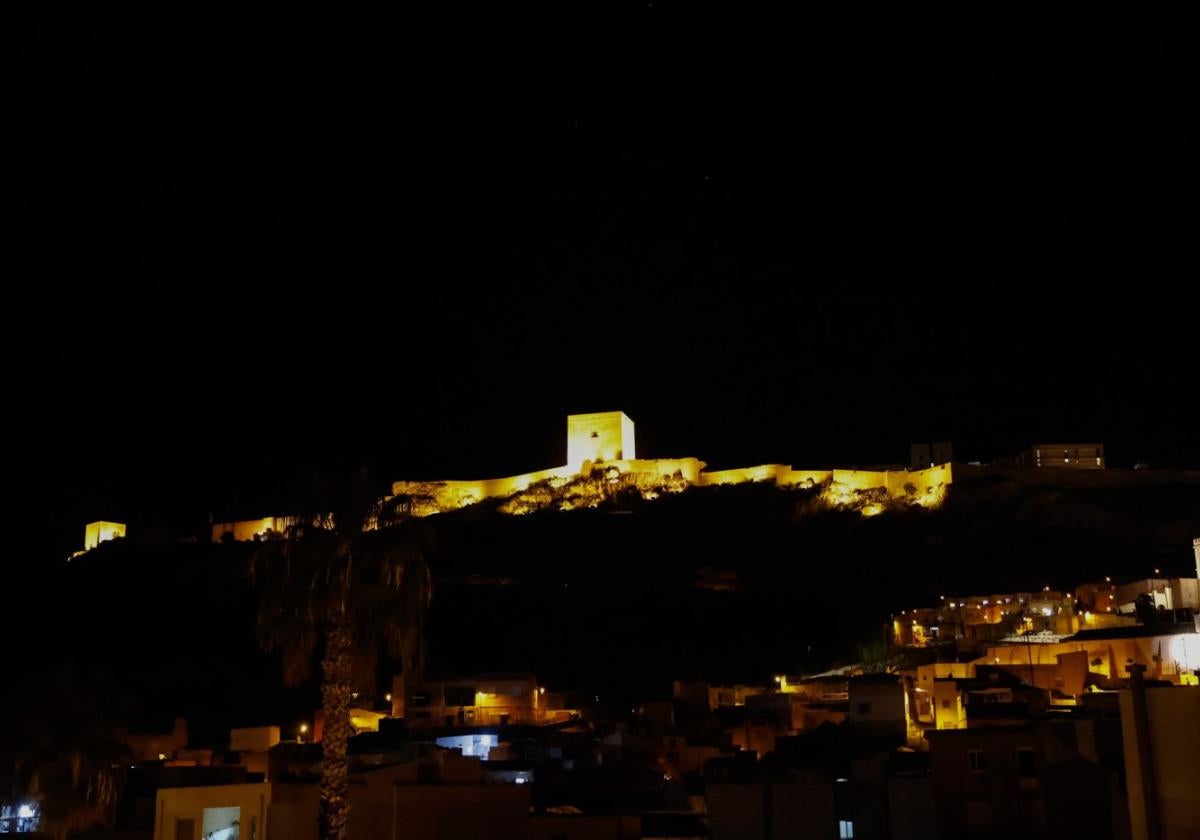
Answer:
[8,3,1197,558]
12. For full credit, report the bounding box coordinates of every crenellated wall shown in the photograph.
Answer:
[392,464,579,516]
[390,458,952,517]
[365,411,955,518]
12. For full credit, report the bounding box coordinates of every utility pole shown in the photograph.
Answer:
[1026,629,1035,687]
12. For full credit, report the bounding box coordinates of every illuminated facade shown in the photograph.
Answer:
[893,591,1090,646]
[83,520,126,551]
[152,783,269,840]
[566,411,636,468]
[393,411,953,517]
[211,516,302,543]
[396,673,577,730]
[1019,442,1105,469]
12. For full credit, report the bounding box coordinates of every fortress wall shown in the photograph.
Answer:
[776,469,833,488]
[886,463,952,497]
[391,460,953,517]
[830,469,888,491]
[697,464,790,486]
[614,458,705,483]
[392,465,576,512]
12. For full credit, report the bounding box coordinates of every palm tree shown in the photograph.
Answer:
[0,668,132,840]
[251,483,432,840]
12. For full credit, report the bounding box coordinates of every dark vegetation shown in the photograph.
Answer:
[10,474,1199,733]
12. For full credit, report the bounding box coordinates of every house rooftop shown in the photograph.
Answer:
[1068,622,1197,641]
[848,672,902,684]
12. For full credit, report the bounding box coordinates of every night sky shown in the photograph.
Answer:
[9,3,1197,560]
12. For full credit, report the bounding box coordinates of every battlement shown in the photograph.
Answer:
[391,411,952,517]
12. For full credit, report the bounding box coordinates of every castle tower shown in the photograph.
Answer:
[567,411,636,469]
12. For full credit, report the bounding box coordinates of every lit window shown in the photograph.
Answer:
[839,819,855,839]
[968,750,985,772]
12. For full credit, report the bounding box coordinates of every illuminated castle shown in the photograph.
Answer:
[391,411,952,517]
[567,411,637,468]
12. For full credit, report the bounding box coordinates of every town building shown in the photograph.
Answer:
[153,782,269,840]
[1018,442,1106,470]
[892,590,1107,647]
[927,695,1128,839]
[1120,668,1200,840]
[396,672,578,730]
[910,441,953,469]
[1110,576,1200,615]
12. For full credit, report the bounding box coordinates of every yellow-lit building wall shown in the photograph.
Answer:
[84,521,126,550]
[392,458,710,515]
[917,663,974,690]
[348,708,385,733]
[979,633,1200,683]
[932,680,967,729]
[392,464,578,514]
[567,411,636,467]
[698,464,801,486]
[708,684,768,708]
[405,675,576,727]
[211,516,298,543]
[617,458,705,483]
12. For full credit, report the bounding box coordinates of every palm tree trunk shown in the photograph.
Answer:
[320,610,353,840]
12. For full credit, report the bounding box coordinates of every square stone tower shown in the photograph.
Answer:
[84,521,126,551]
[567,411,636,468]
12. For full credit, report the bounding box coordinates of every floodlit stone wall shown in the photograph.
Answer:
[84,520,126,550]
[386,411,954,517]
[391,459,951,518]
[567,411,636,467]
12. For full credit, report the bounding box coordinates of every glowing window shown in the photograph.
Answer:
[839,819,855,838]
[201,807,240,840]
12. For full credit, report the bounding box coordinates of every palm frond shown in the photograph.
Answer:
[250,515,432,694]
